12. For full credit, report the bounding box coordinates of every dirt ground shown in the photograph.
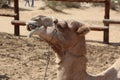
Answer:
[0,0,120,80]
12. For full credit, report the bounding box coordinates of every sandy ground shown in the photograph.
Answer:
[0,32,120,80]
[0,0,120,80]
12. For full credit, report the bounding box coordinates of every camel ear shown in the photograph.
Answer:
[76,26,90,36]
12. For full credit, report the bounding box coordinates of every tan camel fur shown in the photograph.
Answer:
[26,15,120,80]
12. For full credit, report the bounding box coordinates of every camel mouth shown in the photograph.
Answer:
[26,21,39,31]
[26,21,44,37]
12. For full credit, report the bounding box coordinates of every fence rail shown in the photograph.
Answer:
[11,20,108,31]
[103,19,120,24]
[0,13,17,17]
[11,20,26,26]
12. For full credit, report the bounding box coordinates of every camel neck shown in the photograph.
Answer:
[56,54,88,80]
[56,49,106,80]
[68,36,87,57]
[55,36,88,80]
[54,36,117,80]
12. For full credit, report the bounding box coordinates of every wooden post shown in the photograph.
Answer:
[104,0,110,43]
[14,0,20,36]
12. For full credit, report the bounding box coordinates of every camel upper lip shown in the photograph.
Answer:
[26,21,37,25]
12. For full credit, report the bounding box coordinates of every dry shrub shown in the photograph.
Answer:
[44,0,80,10]
[0,0,11,8]
[111,0,120,11]
[44,0,120,11]
[93,0,120,11]
[0,0,7,8]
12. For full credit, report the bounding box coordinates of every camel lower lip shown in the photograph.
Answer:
[28,29,38,38]
[28,26,44,38]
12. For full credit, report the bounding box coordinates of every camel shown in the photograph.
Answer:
[26,15,120,80]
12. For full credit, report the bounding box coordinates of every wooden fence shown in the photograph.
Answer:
[0,0,19,36]
[0,0,120,43]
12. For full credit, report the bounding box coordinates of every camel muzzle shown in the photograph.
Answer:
[26,21,40,31]
[26,21,44,37]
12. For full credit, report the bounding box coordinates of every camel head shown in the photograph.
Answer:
[26,16,120,80]
[26,15,90,63]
